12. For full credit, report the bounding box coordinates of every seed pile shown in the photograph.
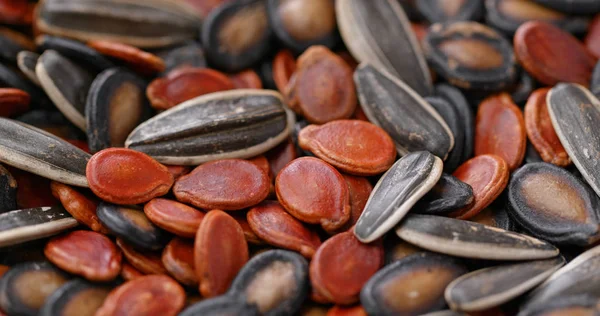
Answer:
[1,0,600,315]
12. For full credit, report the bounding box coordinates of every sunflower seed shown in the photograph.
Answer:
[0,207,78,248]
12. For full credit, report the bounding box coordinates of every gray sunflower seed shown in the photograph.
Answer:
[125,89,295,165]
[354,63,454,159]
[336,0,432,96]
[414,173,474,215]
[547,83,600,200]
[36,50,94,131]
[35,0,201,49]
[0,118,90,187]
[354,151,443,243]
[16,51,40,86]
[395,214,560,260]
[0,165,16,214]
[445,256,565,312]
[522,243,600,310]
[0,207,78,248]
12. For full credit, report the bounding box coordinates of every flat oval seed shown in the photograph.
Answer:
[0,62,52,110]
[450,155,509,219]
[247,201,321,259]
[125,90,295,165]
[475,93,526,171]
[509,162,600,246]
[36,50,94,131]
[415,173,474,215]
[146,67,234,110]
[547,83,600,199]
[194,210,249,297]
[355,151,443,243]
[87,148,174,205]
[0,165,16,213]
[355,64,454,159]
[396,214,560,260]
[16,51,40,86]
[334,174,373,233]
[425,96,464,172]
[275,157,350,232]
[425,21,517,91]
[310,231,383,305]
[180,296,259,316]
[157,42,207,75]
[0,261,69,316]
[266,138,297,177]
[36,35,115,71]
[86,68,149,153]
[174,159,269,210]
[95,275,186,316]
[0,88,30,118]
[233,213,263,245]
[229,249,309,315]
[586,14,600,59]
[514,21,597,86]
[144,198,205,238]
[0,206,78,248]
[97,203,170,251]
[39,280,111,316]
[35,0,201,48]
[336,0,432,96]
[50,182,108,234]
[272,49,296,93]
[88,40,165,75]
[445,256,565,312]
[44,230,122,282]
[285,46,356,124]
[524,88,571,166]
[162,237,198,287]
[299,120,396,176]
[361,253,467,316]
[116,238,168,275]
[229,69,263,89]
[120,262,143,281]
[327,305,368,316]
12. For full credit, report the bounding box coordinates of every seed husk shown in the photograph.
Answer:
[120,262,143,281]
[424,21,517,91]
[509,162,600,246]
[201,0,272,72]
[514,21,597,86]
[44,230,122,282]
[49,182,108,234]
[267,0,338,53]
[354,64,454,159]
[333,174,373,233]
[336,0,432,96]
[360,252,468,316]
[144,198,205,238]
[531,0,600,14]
[519,295,600,316]
[233,213,263,245]
[39,279,111,316]
[272,49,296,94]
[469,198,514,231]
[485,0,590,36]
[547,83,600,199]
[16,51,40,87]
[354,151,443,243]
[229,69,263,89]
[522,243,600,309]
[162,237,198,287]
[97,203,170,251]
[0,27,34,64]
[229,249,309,315]
[475,93,526,171]
[0,117,90,187]
[434,84,474,166]
[85,68,149,153]
[445,256,565,312]
[416,0,484,24]
[126,89,294,165]
[0,206,77,248]
[425,96,464,172]
[36,35,115,71]
[396,214,560,260]
[180,296,259,316]
[415,173,474,215]
[87,40,166,75]
[95,275,186,316]
[0,165,16,213]
[35,0,201,49]
[0,261,69,316]
[116,238,168,275]
[157,42,207,75]
[36,50,94,131]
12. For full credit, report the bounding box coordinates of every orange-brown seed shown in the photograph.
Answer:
[229,69,263,89]
[88,40,166,75]
[273,49,296,93]
[144,198,205,238]
[117,238,168,275]
[162,238,198,287]
[120,262,144,281]
[50,181,109,234]
[0,88,30,117]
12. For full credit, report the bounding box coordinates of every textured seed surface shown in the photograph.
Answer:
[415,173,474,215]
[50,181,107,234]
[144,198,205,238]
[0,206,78,248]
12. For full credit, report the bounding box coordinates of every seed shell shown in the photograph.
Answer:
[36,35,115,71]
[157,42,207,75]
[0,206,78,248]
[547,83,600,199]
[434,83,474,165]
[50,181,107,234]
[469,199,514,231]
[88,40,166,75]
[126,89,294,165]
[116,238,168,275]
[0,88,30,118]
[425,96,464,172]
[445,256,565,312]
[120,262,143,281]
[354,64,454,159]
[415,173,474,215]
[416,0,483,23]
[336,0,432,96]
[0,27,34,64]
[272,49,296,94]
[39,279,111,316]
[144,198,205,238]
[354,151,443,243]
[162,237,197,287]
[396,214,560,260]
[16,51,40,86]
[519,295,600,316]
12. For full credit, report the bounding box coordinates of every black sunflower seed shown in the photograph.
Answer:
[591,60,600,99]
[0,27,33,64]
[416,0,484,24]
[0,207,78,248]
[414,173,474,215]
[36,35,115,72]
[0,164,16,214]
[0,62,52,110]
[16,51,40,87]
[156,42,207,75]
[39,279,112,316]
[425,96,464,172]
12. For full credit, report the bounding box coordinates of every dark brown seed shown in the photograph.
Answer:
[0,164,16,213]
[44,230,122,282]
[265,138,297,177]
[162,237,198,287]
[0,0,32,25]
[174,159,270,210]
[514,21,597,86]
[384,236,426,264]
[0,27,34,64]
[361,253,467,316]
[285,46,356,124]
[116,238,168,275]
[310,231,383,305]
[50,181,108,234]
[415,173,474,215]
[232,212,263,245]
[416,0,483,23]
[424,21,517,91]
[144,198,205,238]
[276,157,351,233]
[247,201,321,259]
[425,96,465,173]
[39,279,111,316]
[194,210,249,297]
[95,275,186,316]
[0,207,78,248]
